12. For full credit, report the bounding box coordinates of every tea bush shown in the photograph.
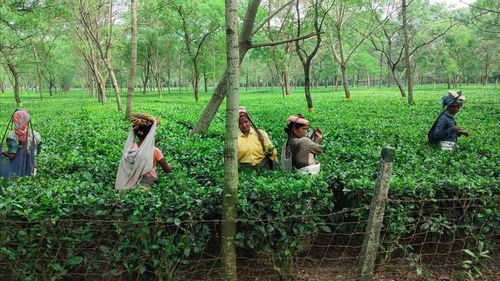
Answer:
[0,85,498,278]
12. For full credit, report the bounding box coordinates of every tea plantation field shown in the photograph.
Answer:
[0,85,498,278]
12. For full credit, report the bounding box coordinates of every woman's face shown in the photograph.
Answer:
[449,104,462,114]
[239,116,251,135]
[293,125,308,138]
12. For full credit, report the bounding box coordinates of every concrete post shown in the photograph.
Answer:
[357,146,395,281]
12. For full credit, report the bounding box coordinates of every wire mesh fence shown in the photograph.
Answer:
[1,195,498,280]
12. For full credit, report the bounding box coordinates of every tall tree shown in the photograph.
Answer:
[0,0,52,106]
[74,28,107,104]
[171,0,221,102]
[36,33,61,96]
[369,11,408,97]
[401,0,414,104]
[29,39,44,100]
[295,0,324,112]
[264,0,295,97]
[295,0,329,111]
[221,0,239,279]
[126,0,138,118]
[327,1,388,100]
[369,1,454,98]
[73,0,123,111]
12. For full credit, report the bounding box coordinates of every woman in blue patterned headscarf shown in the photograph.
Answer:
[428,91,469,151]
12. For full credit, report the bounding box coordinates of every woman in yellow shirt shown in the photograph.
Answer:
[237,107,277,169]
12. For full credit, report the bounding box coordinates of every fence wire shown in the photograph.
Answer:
[1,197,498,280]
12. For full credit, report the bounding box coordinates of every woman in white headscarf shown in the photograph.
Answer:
[428,91,470,151]
[115,113,172,190]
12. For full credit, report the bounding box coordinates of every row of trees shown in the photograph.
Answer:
[1,1,498,114]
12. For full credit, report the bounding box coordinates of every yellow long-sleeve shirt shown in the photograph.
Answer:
[238,128,277,166]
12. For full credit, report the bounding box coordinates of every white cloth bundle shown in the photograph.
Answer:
[115,122,156,190]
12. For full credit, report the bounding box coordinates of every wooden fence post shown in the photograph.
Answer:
[357,146,395,281]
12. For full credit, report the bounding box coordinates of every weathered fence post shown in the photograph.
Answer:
[357,146,395,281]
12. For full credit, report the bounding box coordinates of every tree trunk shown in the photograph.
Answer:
[7,63,22,107]
[125,0,137,119]
[194,61,200,102]
[93,61,107,104]
[281,75,286,98]
[167,68,171,94]
[155,72,162,98]
[142,45,151,95]
[379,52,383,88]
[31,43,44,101]
[104,61,123,111]
[0,79,5,95]
[245,72,249,91]
[402,0,414,104]
[49,79,56,96]
[213,47,217,88]
[97,76,106,104]
[178,55,183,92]
[337,35,351,100]
[222,0,239,280]
[303,63,314,111]
[334,73,340,92]
[193,71,229,135]
[141,76,148,96]
[386,63,391,87]
[482,53,491,85]
[391,66,406,98]
[284,65,291,95]
[340,64,351,100]
[204,68,208,93]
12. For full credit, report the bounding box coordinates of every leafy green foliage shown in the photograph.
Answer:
[0,85,498,279]
[462,241,492,280]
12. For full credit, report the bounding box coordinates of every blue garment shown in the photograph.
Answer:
[433,112,458,142]
[0,144,36,178]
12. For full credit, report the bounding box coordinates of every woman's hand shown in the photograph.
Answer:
[458,130,470,137]
[313,129,323,143]
[1,151,16,159]
[266,145,275,155]
[158,158,172,173]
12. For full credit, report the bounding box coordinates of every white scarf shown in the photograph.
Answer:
[115,122,156,190]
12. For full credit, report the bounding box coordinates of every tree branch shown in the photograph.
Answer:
[253,0,295,36]
[194,25,219,60]
[250,32,318,49]
[409,23,456,57]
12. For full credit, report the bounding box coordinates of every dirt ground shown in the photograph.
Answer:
[188,251,500,281]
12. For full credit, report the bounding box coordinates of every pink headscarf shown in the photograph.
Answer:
[238,106,247,116]
[13,110,30,143]
[287,115,309,125]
